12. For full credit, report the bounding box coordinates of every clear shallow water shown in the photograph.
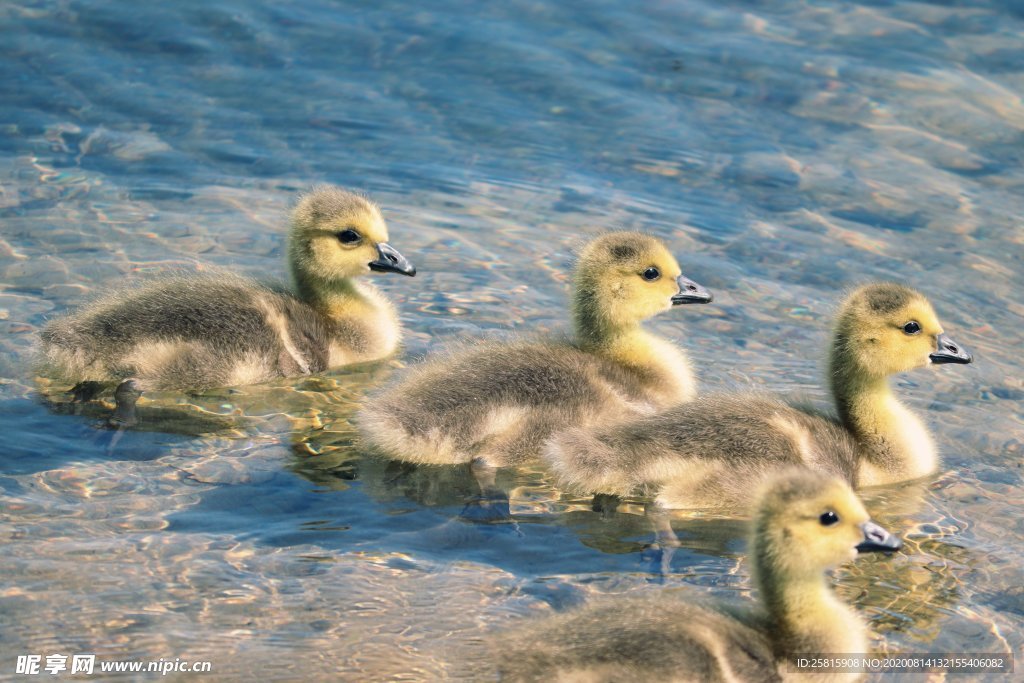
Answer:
[1,0,1022,680]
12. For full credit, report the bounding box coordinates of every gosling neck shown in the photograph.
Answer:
[572,298,673,374]
[829,344,936,485]
[572,287,696,402]
[574,303,639,348]
[572,280,655,347]
[755,552,867,660]
[292,268,373,320]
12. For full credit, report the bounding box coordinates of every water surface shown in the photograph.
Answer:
[1,0,1022,680]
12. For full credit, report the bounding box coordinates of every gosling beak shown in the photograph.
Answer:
[369,242,416,276]
[856,520,902,553]
[671,275,713,305]
[930,333,972,365]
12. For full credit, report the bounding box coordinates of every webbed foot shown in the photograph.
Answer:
[640,541,679,581]
[70,381,105,404]
[460,487,512,523]
[109,379,142,428]
[642,501,681,580]
[592,493,621,517]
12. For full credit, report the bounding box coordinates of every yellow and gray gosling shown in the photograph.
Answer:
[496,470,902,683]
[39,185,415,426]
[544,282,972,509]
[356,231,712,469]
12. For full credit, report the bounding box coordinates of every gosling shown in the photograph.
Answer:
[39,185,416,426]
[544,282,972,509]
[496,469,902,683]
[356,231,712,469]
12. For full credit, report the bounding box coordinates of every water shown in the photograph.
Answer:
[1,0,1022,679]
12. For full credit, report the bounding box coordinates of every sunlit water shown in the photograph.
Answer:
[1,0,1022,680]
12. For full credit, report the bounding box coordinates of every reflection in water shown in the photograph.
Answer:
[38,383,242,437]
[2,0,1023,679]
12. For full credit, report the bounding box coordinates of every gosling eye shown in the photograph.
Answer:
[336,229,362,245]
[819,511,839,526]
[641,267,661,282]
[902,321,921,335]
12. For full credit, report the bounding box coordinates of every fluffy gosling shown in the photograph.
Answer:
[39,185,415,426]
[496,469,902,683]
[544,282,972,509]
[356,231,711,469]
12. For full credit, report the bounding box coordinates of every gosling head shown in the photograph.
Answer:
[832,282,971,381]
[752,469,901,584]
[288,185,416,285]
[572,232,711,334]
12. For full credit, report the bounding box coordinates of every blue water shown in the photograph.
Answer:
[1,0,1022,680]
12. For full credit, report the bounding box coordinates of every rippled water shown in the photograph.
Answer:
[2,0,1022,680]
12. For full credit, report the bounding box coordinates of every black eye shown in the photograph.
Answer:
[337,229,361,244]
[641,267,661,281]
[902,321,921,335]
[819,511,839,526]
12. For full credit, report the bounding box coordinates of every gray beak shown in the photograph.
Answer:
[369,242,416,276]
[856,520,902,553]
[671,275,713,305]
[930,333,971,365]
